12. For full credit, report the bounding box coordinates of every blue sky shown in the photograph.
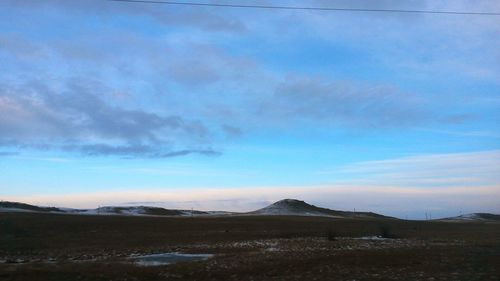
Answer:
[1,0,499,219]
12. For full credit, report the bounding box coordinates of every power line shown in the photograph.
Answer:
[107,0,500,16]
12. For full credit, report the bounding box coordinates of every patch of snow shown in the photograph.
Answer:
[442,213,485,222]
[130,252,213,267]
[357,236,388,240]
[57,207,79,212]
[265,247,279,252]
[179,210,196,216]
[70,206,150,216]
[253,201,327,216]
[454,214,480,220]
[204,211,235,215]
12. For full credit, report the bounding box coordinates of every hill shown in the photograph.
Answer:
[0,201,64,213]
[440,213,500,223]
[76,206,209,216]
[249,199,389,219]
[0,201,207,217]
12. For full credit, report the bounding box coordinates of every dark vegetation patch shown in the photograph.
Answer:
[378,224,398,239]
[475,213,500,221]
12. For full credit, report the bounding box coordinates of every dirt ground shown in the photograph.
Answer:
[1,213,499,280]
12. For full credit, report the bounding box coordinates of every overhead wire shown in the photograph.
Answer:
[106,0,500,16]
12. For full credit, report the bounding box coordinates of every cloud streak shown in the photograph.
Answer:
[323,150,500,187]
[0,151,18,157]
[2,0,247,32]
[262,75,429,129]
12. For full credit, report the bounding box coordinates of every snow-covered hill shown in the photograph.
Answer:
[0,201,207,217]
[76,206,196,216]
[440,213,500,222]
[249,199,389,219]
[251,199,332,216]
[0,201,64,213]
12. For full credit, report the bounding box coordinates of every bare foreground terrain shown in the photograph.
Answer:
[1,212,500,281]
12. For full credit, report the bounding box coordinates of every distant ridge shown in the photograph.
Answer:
[7,199,497,221]
[0,199,389,218]
[439,213,500,222]
[0,199,391,218]
[249,199,390,219]
[0,201,63,213]
[0,201,206,217]
[76,206,209,216]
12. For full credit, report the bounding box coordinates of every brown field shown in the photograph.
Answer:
[1,213,499,280]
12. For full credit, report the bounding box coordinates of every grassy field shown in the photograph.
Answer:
[1,212,499,280]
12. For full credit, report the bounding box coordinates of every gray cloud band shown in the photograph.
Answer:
[0,79,220,158]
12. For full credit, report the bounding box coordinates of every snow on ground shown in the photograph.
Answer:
[252,199,334,217]
[454,214,480,220]
[357,236,389,240]
[130,253,214,267]
[441,213,484,222]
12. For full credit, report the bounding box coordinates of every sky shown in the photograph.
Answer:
[0,0,499,219]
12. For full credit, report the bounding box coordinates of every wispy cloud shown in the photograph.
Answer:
[0,151,18,157]
[2,0,247,32]
[15,156,73,163]
[414,128,500,139]
[261,75,430,129]
[322,150,500,187]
